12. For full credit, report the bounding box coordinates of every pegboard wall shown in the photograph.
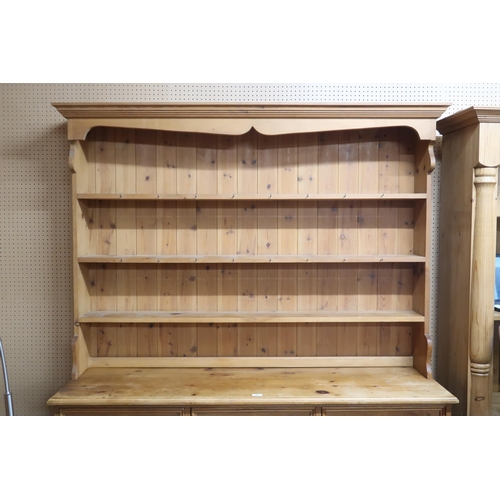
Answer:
[2,83,500,415]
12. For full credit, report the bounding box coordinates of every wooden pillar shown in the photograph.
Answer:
[470,166,497,415]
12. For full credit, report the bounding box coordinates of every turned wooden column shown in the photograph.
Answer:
[470,166,497,415]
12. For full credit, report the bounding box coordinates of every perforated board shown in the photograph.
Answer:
[1,83,500,415]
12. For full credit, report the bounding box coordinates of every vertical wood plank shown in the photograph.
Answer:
[356,265,378,356]
[358,129,379,194]
[337,265,358,355]
[298,133,318,194]
[257,264,278,357]
[278,264,297,356]
[318,131,338,194]
[115,128,136,194]
[77,200,95,256]
[378,127,399,194]
[157,131,177,195]
[238,264,258,312]
[197,264,217,312]
[338,201,358,256]
[357,202,378,256]
[198,324,218,357]
[136,201,157,255]
[136,130,157,195]
[137,324,159,357]
[96,264,117,312]
[83,325,97,357]
[258,201,278,255]
[218,201,237,256]
[238,129,258,194]
[258,134,278,195]
[157,201,177,255]
[238,325,258,356]
[176,201,197,255]
[177,264,197,311]
[115,200,137,256]
[217,135,237,195]
[338,130,358,194]
[159,264,178,311]
[116,264,137,356]
[378,200,398,255]
[196,133,218,195]
[277,134,298,195]
[218,264,238,312]
[237,201,257,256]
[95,127,116,194]
[136,265,158,311]
[317,201,338,256]
[97,325,118,357]
[95,265,117,357]
[177,132,197,195]
[398,128,416,194]
[217,324,238,357]
[317,324,338,356]
[79,134,96,194]
[159,324,178,357]
[398,201,415,256]
[117,323,138,357]
[197,201,217,256]
[177,325,198,357]
[297,265,317,355]
[97,201,117,256]
[298,201,318,256]
[278,201,297,255]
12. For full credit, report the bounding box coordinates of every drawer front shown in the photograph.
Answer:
[191,406,318,416]
[322,405,447,416]
[56,406,185,416]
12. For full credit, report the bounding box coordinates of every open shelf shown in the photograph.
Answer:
[77,254,427,264]
[78,310,426,324]
[77,193,428,200]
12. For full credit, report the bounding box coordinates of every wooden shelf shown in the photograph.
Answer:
[77,310,425,324]
[78,254,426,264]
[77,193,428,201]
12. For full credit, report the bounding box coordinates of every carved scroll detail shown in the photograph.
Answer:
[427,143,436,173]
[68,141,77,173]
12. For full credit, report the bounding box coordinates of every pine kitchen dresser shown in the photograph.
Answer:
[47,102,458,416]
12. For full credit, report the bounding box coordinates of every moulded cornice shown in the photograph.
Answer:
[52,102,449,141]
[437,106,500,135]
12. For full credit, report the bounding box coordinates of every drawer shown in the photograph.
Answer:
[191,406,318,416]
[321,405,448,416]
[56,406,185,416]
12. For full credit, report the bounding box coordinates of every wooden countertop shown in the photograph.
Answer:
[47,367,458,407]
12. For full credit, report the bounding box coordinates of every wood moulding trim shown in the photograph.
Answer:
[77,254,426,264]
[88,356,414,369]
[52,102,449,141]
[76,192,428,200]
[437,106,500,134]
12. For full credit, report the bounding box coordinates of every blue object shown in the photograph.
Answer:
[495,255,500,304]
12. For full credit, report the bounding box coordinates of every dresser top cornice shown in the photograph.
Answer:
[52,102,449,141]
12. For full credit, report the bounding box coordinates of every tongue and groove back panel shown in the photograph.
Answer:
[73,124,426,366]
